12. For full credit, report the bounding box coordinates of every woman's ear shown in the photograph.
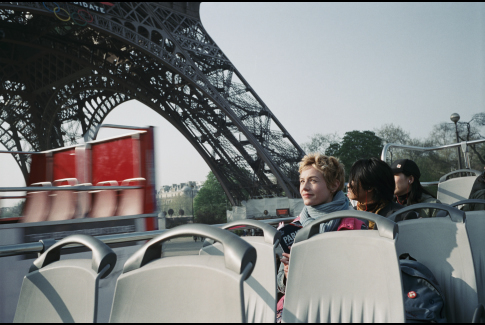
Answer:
[409,175,415,184]
[331,180,340,193]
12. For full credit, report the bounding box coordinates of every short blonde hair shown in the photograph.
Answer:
[299,153,345,192]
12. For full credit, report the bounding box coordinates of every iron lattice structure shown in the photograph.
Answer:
[0,2,305,205]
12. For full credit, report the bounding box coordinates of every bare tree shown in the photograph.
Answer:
[374,123,411,145]
[459,113,485,166]
[301,132,341,154]
[429,113,485,167]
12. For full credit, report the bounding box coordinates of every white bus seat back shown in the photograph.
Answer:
[437,176,477,205]
[241,237,278,323]
[282,210,405,323]
[48,179,78,221]
[21,182,52,223]
[14,260,98,323]
[200,237,279,323]
[90,181,118,218]
[116,178,145,216]
[110,255,246,323]
[14,235,116,323]
[465,210,485,306]
[200,219,280,323]
[396,216,478,323]
[109,224,256,323]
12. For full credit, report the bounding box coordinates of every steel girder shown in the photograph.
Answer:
[0,2,305,204]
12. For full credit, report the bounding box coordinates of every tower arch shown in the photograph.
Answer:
[0,2,305,204]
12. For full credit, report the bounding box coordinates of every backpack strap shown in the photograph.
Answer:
[399,253,417,261]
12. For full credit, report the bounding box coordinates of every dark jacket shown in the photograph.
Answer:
[378,201,404,218]
[394,192,441,218]
[366,201,417,226]
[385,201,419,223]
[464,172,485,211]
[417,193,441,218]
[464,189,485,211]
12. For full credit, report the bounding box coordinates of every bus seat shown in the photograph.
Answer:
[282,211,405,323]
[116,178,145,216]
[53,178,77,186]
[90,181,118,218]
[14,234,116,323]
[391,204,479,323]
[465,210,485,307]
[451,200,485,307]
[200,220,281,323]
[48,179,78,221]
[109,224,256,323]
[75,183,92,218]
[437,170,481,205]
[21,182,52,223]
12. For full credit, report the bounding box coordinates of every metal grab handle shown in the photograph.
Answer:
[294,210,398,244]
[30,234,117,279]
[439,169,482,182]
[389,203,465,223]
[451,199,485,208]
[222,219,281,245]
[122,224,257,279]
[472,304,485,323]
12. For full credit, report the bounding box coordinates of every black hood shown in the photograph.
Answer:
[469,171,485,198]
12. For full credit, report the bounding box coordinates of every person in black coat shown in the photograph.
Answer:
[464,168,485,211]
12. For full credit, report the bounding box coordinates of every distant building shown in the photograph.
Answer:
[158,181,204,220]
[158,181,203,200]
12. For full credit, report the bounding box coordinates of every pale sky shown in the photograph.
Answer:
[1,3,484,206]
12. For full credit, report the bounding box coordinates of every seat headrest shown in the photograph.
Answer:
[122,224,257,280]
[30,234,117,278]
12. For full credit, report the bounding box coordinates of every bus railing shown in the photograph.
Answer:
[381,138,485,169]
[0,217,294,258]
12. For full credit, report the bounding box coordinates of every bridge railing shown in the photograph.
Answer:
[0,217,294,258]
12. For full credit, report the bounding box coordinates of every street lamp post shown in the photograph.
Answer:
[191,186,195,221]
[450,113,462,170]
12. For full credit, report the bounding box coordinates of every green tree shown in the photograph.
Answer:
[324,142,341,158]
[326,130,382,176]
[193,171,228,224]
[1,200,24,219]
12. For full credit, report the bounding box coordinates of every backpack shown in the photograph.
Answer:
[399,253,447,323]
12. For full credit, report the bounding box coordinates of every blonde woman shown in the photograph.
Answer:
[276,153,350,321]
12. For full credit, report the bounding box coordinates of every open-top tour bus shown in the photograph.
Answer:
[0,135,484,323]
[0,124,158,322]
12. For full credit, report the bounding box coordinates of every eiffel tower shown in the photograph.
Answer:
[0,2,305,205]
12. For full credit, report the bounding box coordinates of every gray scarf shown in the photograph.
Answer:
[300,190,350,233]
